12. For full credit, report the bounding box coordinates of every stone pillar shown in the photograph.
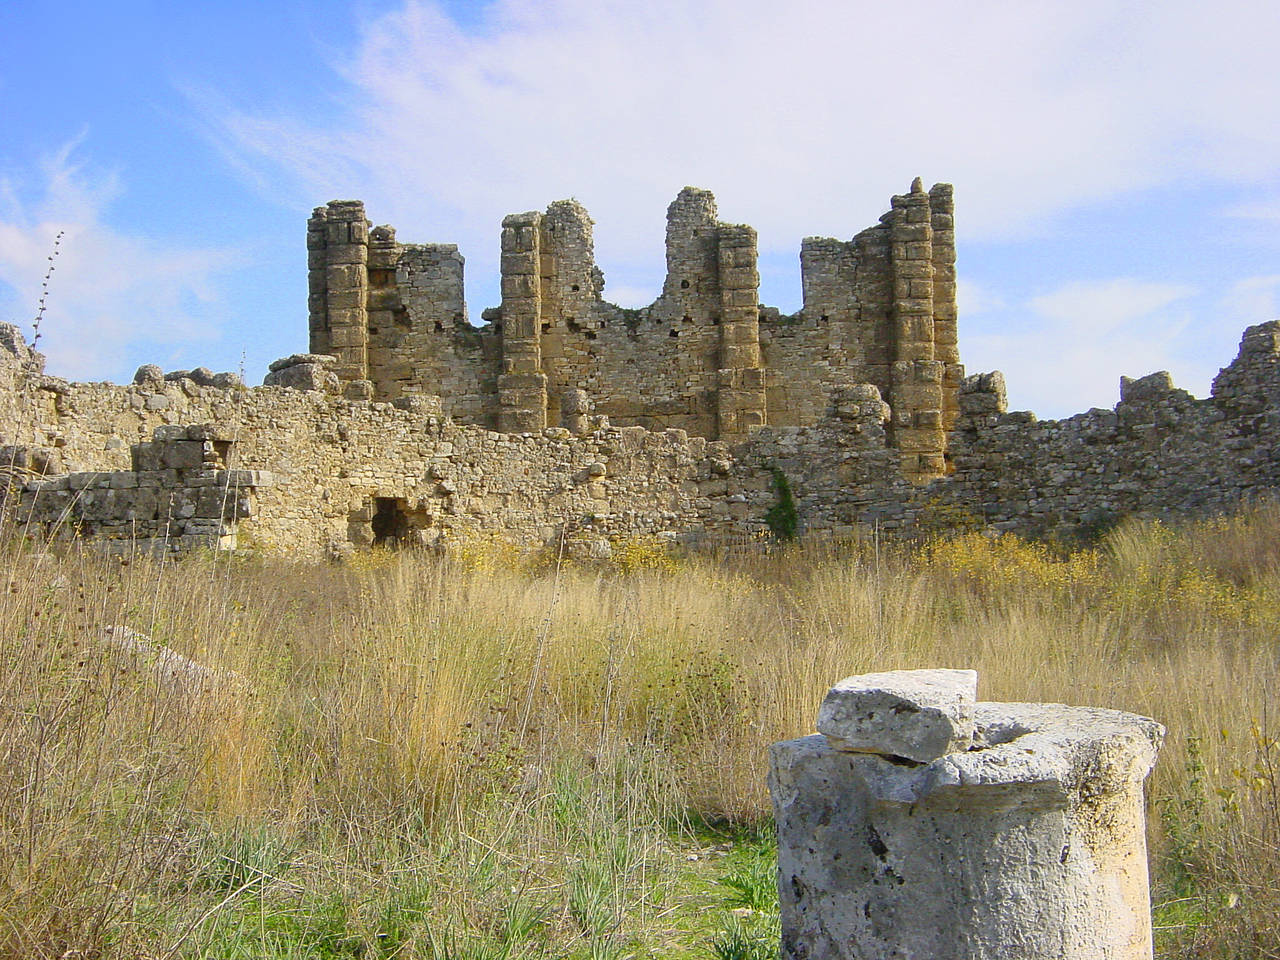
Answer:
[306,206,330,356]
[663,187,720,301]
[365,224,401,400]
[930,183,963,433]
[770,669,1164,960]
[561,388,591,435]
[312,200,371,383]
[716,224,767,440]
[958,371,1008,430]
[539,200,600,420]
[888,179,945,482]
[498,211,547,433]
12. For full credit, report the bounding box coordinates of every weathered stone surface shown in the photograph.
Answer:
[5,188,1280,560]
[263,362,341,393]
[103,625,249,697]
[771,695,1164,960]
[133,364,164,385]
[816,668,977,762]
[268,353,337,373]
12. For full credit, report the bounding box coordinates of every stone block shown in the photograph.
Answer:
[817,669,977,762]
[161,441,207,471]
[344,379,374,400]
[269,353,337,373]
[326,324,367,349]
[187,423,237,442]
[264,362,341,393]
[720,343,761,368]
[501,251,538,275]
[133,364,164,385]
[501,274,539,299]
[720,265,759,290]
[1119,371,1176,403]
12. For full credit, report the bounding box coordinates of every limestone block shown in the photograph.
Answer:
[1119,371,1176,403]
[133,364,164,385]
[344,379,374,400]
[817,668,977,762]
[187,423,237,442]
[161,441,206,471]
[561,388,591,415]
[772,690,1164,960]
[131,443,161,472]
[268,353,337,373]
[263,362,341,394]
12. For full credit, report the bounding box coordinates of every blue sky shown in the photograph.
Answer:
[2,0,1278,418]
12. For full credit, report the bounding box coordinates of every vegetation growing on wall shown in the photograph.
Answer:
[764,468,798,541]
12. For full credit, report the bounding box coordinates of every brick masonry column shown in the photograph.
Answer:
[498,211,548,433]
[366,224,402,400]
[716,225,767,441]
[930,183,963,434]
[316,200,370,383]
[889,180,944,482]
[306,206,330,356]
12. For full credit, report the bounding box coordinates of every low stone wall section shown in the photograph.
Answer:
[5,321,1280,557]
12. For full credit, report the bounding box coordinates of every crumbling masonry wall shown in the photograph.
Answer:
[305,181,959,482]
[7,320,1280,559]
[6,176,1280,558]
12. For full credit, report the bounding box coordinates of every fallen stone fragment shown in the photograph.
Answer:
[816,667,977,762]
[103,625,250,698]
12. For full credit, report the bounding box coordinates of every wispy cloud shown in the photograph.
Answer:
[956,279,1005,317]
[0,140,241,380]
[1220,275,1280,328]
[200,0,1280,310]
[966,279,1198,416]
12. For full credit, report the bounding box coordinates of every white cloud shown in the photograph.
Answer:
[956,279,1005,317]
[600,284,655,309]
[966,279,1198,416]
[0,142,241,380]
[201,0,1280,313]
[1223,197,1280,222]
[1220,275,1280,326]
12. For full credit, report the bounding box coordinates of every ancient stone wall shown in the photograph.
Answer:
[302,182,959,481]
[5,173,1280,559]
[927,321,1280,539]
[7,320,1280,558]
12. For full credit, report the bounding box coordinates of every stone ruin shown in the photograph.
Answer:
[305,178,960,480]
[2,181,1280,557]
[770,669,1164,959]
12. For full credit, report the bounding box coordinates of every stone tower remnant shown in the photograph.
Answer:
[770,669,1164,960]
[302,181,961,481]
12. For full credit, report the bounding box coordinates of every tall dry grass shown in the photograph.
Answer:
[0,506,1276,957]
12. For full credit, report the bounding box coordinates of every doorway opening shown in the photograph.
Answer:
[372,497,411,547]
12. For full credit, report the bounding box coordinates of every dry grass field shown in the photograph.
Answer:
[0,506,1277,958]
